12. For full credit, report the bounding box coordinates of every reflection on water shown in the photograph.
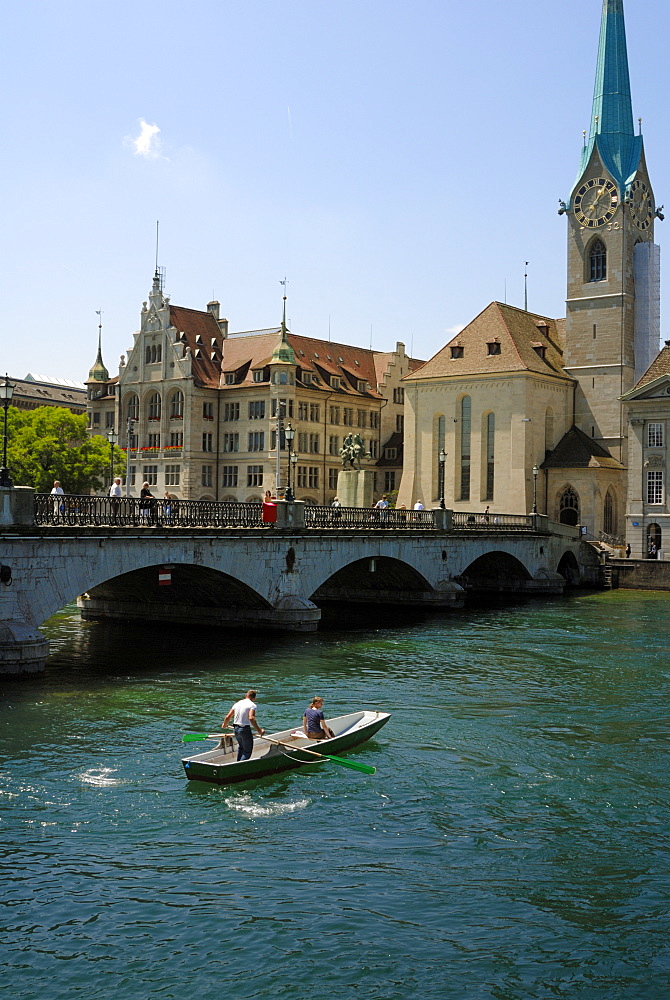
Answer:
[1,591,670,999]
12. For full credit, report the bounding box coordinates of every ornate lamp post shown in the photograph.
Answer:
[439,448,447,509]
[290,452,298,500]
[0,374,15,488]
[532,464,539,514]
[107,428,118,487]
[284,422,296,501]
[125,417,134,497]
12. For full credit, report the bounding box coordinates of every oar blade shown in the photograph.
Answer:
[182,733,210,742]
[324,754,376,775]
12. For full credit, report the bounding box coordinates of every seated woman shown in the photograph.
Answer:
[303,697,335,741]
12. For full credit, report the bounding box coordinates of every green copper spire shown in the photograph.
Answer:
[88,313,109,382]
[271,296,296,365]
[573,0,642,197]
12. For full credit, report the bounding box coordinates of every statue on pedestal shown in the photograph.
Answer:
[339,433,367,469]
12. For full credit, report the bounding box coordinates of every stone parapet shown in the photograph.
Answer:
[0,487,35,526]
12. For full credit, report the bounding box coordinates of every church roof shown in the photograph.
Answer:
[541,425,624,470]
[572,0,643,196]
[626,343,670,392]
[402,302,569,381]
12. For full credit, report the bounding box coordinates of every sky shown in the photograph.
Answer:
[2,0,670,382]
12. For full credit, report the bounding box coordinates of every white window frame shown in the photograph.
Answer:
[647,470,664,505]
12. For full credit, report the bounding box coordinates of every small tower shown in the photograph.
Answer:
[88,312,109,383]
[563,0,661,464]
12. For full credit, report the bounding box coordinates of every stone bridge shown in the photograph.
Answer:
[0,489,600,674]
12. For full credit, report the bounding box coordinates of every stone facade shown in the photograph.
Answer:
[87,274,423,504]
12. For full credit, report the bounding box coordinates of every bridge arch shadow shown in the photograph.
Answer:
[556,550,582,586]
[459,551,532,595]
[311,556,447,607]
[79,563,273,628]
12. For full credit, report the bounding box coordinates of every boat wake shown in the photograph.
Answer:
[77,767,123,787]
[223,793,310,818]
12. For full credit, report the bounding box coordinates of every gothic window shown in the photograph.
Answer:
[459,398,471,501]
[169,390,184,419]
[126,394,139,421]
[559,486,580,526]
[147,392,161,421]
[485,412,495,501]
[589,239,607,282]
[604,488,616,535]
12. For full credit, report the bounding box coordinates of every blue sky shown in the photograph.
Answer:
[2,0,669,381]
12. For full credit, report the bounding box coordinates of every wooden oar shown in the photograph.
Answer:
[259,735,376,775]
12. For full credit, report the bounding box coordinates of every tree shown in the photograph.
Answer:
[6,407,123,494]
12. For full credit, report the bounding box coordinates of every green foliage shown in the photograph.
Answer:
[6,407,123,494]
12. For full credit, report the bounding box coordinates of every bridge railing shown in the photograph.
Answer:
[35,494,263,529]
[451,511,536,531]
[303,505,435,529]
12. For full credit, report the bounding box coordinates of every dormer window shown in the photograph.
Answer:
[450,345,464,359]
[487,342,501,356]
[330,376,341,389]
[384,447,398,460]
[533,344,547,360]
[253,370,264,382]
[303,372,313,386]
[225,372,236,385]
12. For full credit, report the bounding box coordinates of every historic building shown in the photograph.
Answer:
[87,272,422,502]
[621,344,670,557]
[10,374,86,415]
[398,0,662,543]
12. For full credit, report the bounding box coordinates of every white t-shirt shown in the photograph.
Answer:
[232,697,257,726]
[50,486,64,496]
[413,502,424,510]
[375,499,388,509]
[109,482,122,498]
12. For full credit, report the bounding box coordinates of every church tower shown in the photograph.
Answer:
[563,0,661,464]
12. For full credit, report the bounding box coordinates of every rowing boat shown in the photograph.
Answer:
[181,710,390,785]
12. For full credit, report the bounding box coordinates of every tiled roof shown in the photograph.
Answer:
[631,344,670,389]
[541,425,624,470]
[11,378,88,409]
[169,305,224,388]
[403,302,569,382]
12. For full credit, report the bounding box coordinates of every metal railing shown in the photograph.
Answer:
[35,494,263,529]
[304,505,436,529]
[451,511,536,531]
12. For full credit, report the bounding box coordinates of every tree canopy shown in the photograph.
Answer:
[5,407,123,494]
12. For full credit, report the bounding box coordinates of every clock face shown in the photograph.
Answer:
[573,177,619,227]
[629,178,653,230]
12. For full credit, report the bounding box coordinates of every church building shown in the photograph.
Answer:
[398,0,663,544]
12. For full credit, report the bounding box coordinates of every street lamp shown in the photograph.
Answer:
[107,428,118,487]
[290,452,298,500]
[125,417,134,497]
[0,374,15,488]
[284,422,296,501]
[532,464,539,514]
[439,448,447,509]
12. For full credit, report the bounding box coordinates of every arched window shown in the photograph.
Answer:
[147,392,161,421]
[126,393,139,421]
[485,412,495,501]
[459,397,471,501]
[603,488,616,535]
[559,486,580,526]
[545,407,554,454]
[589,239,607,282]
[647,523,662,557]
[169,390,184,419]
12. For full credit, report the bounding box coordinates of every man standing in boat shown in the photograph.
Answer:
[222,690,265,761]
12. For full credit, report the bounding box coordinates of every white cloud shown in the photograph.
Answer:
[445,324,465,335]
[126,119,166,159]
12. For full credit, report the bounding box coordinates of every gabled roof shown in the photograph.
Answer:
[169,305,224,388]
[542,425,624,470]
[403,302,569,381]
[621,343,670,399]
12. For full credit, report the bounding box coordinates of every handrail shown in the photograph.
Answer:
[303,505,435,529]
[35,494,263,529]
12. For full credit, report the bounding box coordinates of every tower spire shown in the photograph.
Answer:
[576,0,642,193]
[88,309,109,382]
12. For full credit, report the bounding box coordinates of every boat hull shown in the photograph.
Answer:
[182,710,390,785]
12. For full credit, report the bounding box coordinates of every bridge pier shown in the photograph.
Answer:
[78,593,321,632]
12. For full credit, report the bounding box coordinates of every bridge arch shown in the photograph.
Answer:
[311,555,437,606]
[459,550,532,594]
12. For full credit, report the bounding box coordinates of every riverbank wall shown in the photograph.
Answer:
[610,558,670,591]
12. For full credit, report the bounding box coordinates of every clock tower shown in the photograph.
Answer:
[563,0,661,464]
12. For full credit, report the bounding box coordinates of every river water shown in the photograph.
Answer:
[1,590,669,999]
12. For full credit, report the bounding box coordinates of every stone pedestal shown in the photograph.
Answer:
[0,621,50,675]
[0,487,35,526]
[336,469,375,508]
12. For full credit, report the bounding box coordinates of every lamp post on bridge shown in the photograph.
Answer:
[284,423,296,501]
[0,374,15,488]
[107,428,118,488]
[125,417,134,497]
[532,464,539,514]
[439,448,447,509]
[290,452,298,500]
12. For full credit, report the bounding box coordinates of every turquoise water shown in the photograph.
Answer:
[1,591,669,999]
